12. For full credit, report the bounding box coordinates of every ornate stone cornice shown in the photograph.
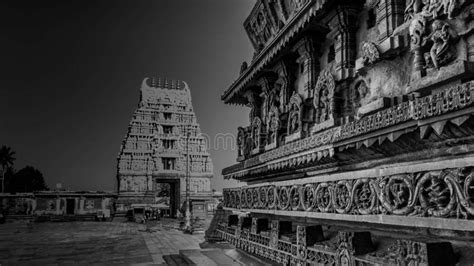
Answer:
[222,0,330,104]
[223,81,474,178]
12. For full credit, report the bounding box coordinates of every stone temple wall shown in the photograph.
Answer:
[117,77,213,208]
[217,0,474,264]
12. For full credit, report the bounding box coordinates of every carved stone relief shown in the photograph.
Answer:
[361,41,380,66]
[224,167,474,220]
[287,92,303,137]
[312,68,336,132]
[408,0,461,74]
[237,127,246,160]
[266,106,280,147]
[251,117,264,153]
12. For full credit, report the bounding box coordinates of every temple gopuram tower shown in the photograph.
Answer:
[215,0,474,265]
[117,77,213,218]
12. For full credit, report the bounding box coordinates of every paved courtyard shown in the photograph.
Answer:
[0,219,205,265]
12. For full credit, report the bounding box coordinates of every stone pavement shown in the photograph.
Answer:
[0,219,205,265]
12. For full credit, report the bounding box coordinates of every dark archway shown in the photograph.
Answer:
[154,178,180,218]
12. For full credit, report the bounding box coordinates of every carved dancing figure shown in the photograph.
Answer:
[237,128,245,157]
[290,112,299,134]
[319,87,329,122]
[420,0,458,19]
[429,20,455,69]
[252,125,259,149]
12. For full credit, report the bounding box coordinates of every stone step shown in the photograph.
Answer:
[179,249,218,266]
[171,247,274,265]
[178,248,240,265]
[222,248,273,266]
[162,254,195,265]
[199,249,242,265]
[5,215,34,221]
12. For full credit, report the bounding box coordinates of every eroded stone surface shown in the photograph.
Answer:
[0,220,204,264]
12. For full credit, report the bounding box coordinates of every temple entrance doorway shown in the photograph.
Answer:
[66,199,75,215]
[154,178,180,218]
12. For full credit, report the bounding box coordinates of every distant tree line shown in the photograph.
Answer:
[0,145,48,193]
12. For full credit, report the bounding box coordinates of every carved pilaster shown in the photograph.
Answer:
[292,37,321,99]
[327,5,360,80]
[258,74,278,125]
[335,231,375,266]
[251,116,265,154]
[269,220,280,249]
[274,59,297,114]
[377,0,406,42]
[244,90,262,124]
[296,225,325,261]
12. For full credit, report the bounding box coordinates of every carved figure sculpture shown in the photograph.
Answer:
[288,92,302,135]
[314,69,335,124]
[267,106,280,144]
[289,112,299,133]
[422,0,458,19]
[361,42,380,65]
[251,117,263,150]
[240,61,248,74]
[319,87,329,122]
[237,127,246,157]
[428,20,456,69]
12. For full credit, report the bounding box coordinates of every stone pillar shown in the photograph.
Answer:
[257,74,277,125]
[147,176,153,191]
[31,198,37,215]
[79,198,85,214]
[56,198,61,215]
[269,220,292,249]
[327,5,360,80]
[292,37,320,98]
[377,0,405,43]
[273,60,296,114]
[408,3,427,79]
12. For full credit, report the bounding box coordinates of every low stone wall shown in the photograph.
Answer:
[0,192,116,218]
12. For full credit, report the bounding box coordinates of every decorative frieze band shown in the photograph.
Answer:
[224,81,474,175]
[223,167,474,221]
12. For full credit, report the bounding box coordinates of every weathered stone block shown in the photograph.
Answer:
[358,97,391,117]
[311,118,335,134]
[409,60,474,94]
[285,131,301,143]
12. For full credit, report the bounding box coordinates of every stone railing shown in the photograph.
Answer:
[216,222,455,265]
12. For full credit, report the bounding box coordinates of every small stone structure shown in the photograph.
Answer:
[0,191,116,218]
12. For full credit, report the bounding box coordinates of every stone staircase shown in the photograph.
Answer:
[5,214,35,222]
[36,214,99,222]
[163,248,274,265]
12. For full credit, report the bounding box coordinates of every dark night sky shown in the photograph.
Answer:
[0,0,254,191]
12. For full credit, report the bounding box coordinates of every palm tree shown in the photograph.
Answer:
[0,146,15,193]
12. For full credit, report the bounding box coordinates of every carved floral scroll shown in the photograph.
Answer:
[224,167,474,219]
